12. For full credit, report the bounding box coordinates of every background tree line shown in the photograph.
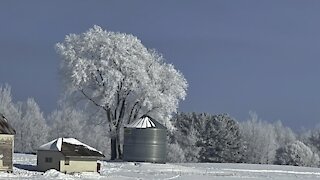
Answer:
[2,83,320,167]
[168,112,320,167]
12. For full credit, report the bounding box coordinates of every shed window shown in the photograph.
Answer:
[45,157,52,163]
[65,157,70,165]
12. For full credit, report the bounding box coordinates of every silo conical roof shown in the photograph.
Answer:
[126,115,166,129]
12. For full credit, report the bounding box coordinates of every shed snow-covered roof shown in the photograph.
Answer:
[126,115,166,129]
[0,113,16,135]
[39,138,104,158]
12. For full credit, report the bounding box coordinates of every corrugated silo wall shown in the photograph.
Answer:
[123,127,167,163]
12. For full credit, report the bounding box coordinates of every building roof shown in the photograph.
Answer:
[38,138,104,158]
[0,113,16,135]
[126,115,166,129]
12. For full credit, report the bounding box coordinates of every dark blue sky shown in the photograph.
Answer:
[1,0,320,130]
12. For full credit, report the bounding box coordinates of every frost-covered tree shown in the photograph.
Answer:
[48,103,86,140]
[48,102,110,157]
[300,127,320,158]
[56,25,188,159]
[273,120,296,148]
[240,112,296,165]
[169,112,202,162]
[82,123,110,157]
[240,112,277,164]
[0,84,20,126]
[197,113,245,163]
[307,128,320,153]
[15,98,48,153]
[48,99,112,158]
[0,84,48,153]
[275,140,319,167]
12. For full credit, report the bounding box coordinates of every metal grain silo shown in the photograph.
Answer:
[123,115,167,163]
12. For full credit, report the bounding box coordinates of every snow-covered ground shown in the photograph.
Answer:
[1,153,319,179]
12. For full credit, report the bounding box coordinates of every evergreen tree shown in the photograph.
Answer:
[170,112,245,163]
[197,114,245,163]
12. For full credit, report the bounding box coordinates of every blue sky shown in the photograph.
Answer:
[1,0,320,130]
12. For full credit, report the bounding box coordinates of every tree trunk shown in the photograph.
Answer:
[110,134,122,160]
[110,138,117,160]
[117,136,122,159]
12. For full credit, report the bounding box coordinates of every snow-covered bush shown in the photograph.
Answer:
[275,140,319,167]
[166,143,186,163]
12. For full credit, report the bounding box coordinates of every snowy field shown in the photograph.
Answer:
[2,153,320,179]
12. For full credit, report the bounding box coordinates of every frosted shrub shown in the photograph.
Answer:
[275,140,319,167]
[167,143,186,163]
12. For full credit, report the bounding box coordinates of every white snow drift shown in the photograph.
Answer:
[2,153,320,180]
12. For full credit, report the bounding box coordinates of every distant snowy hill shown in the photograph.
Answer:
[2,153,320,179]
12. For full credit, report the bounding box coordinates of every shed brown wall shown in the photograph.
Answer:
[37,150,63,172]
[0,134,14,172]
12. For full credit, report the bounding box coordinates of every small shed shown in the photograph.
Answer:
[37,138,104,173]
[123,115,167,163]
[0,113,15,173]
